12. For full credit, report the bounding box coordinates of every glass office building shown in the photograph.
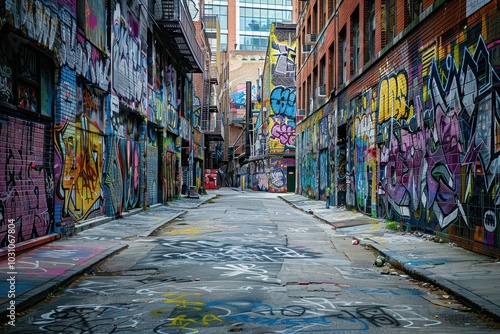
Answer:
[204,0,293,51]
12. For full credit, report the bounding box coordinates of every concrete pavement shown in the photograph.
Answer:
[1,189,500,325]
[280,193,500,321]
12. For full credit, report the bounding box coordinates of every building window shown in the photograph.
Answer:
[76,0,86,32]
[351,7,359,75]
[239,7,292,51]
[240,35,268,51]
[328,43,335,93]
[365,0,376,63]
[320,57,326,87]
[312,3,317,33]
[76,0,106,49]
[328,0,335,15]
[13,46,54,117]
[240,8,292,32]
[205,4,228,29]
[385,0,396,45]
[409,0,423,22]
[0,37,14,106]
[204,4,228,50]
[320,0,327,31]
[307,74,312,112]
[404,0,422,27]
[0,37,54,118]
[338,27,346,85]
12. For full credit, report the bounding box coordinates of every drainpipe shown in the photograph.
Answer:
[143,121,148,212]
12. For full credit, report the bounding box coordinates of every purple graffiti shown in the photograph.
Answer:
[380,36,500,232]
[271,117,296,146]
[0,117,51,245]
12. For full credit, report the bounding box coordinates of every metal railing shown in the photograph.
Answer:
[156,0,204,72]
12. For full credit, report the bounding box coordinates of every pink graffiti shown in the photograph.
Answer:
[271,121,296,146]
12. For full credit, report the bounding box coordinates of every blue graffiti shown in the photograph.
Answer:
[230,90,246,107]
[270,87,296,118]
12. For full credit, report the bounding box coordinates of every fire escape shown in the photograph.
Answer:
[154,0,204,72]
[202,15,224,168]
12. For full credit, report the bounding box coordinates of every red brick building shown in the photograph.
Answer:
[295,0,500,257]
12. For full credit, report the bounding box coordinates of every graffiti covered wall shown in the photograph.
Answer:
[0,0,199,250]
[297,3,500,256]
[0,117,54,246]
[296,111,324,199]
[374,34,500,254]
[251,23,296,193]
[267,24,297,155]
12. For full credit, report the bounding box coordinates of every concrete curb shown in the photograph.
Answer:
[144,211,187,236]
[0,233,60,259]
[75,204,165,234]
[372,245,500,321]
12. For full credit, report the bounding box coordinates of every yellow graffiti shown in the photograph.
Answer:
[420,44,437,103]
[161,292,205,309]
[163,224,219,236]
[171,314,223,330]
[371,89,378,112]
[155,97,162,121]
[57,115,104,221]
[378,71,408,122]
[150,292,223,331]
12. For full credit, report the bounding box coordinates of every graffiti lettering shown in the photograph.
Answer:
[153,240,316,264]
[33,305,141,332]
[4,0,109,88]
[378,70,408,122]
[55,115,104,222]
[270,87,296,118]
[269,168,286,189]
[0,64,13,101]
[112,4,146,112]
[270,118,296,146]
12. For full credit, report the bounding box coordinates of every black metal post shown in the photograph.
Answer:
[245,80,251,159]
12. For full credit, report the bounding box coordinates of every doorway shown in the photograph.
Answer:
[287,166,296,193]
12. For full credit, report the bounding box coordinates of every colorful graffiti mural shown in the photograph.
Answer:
[269,159,287,192]
[112,1,147,114]
[146,125,159,205]
[102,135,141,217]
[249,23,296,193]
[267,31,297,154]
[55,115,105,222]
[0,0,200,249]
[377,36,500,247]
[1,0,110,90]
[298,27,500,254]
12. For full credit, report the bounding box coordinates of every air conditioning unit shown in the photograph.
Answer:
[302,44,312,53]
[305,34,318,45]
[297,109,306,116]
[316,85,326,97]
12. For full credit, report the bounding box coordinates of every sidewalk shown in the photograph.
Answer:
[279,193,500,321]
[0,193,216,324]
